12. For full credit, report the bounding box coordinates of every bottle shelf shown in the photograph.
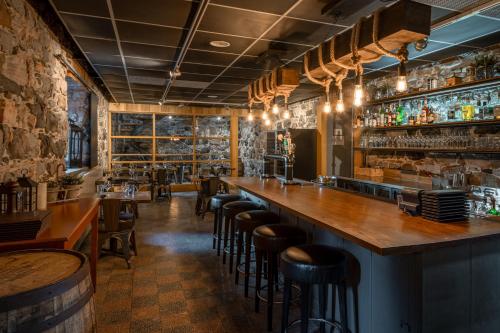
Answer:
[365,77,500,106]
[354,147,500,154]
[357,119,500,132]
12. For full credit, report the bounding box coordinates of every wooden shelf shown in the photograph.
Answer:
[354,147,500,154]
[365,77,500,106]
[358,119,500,132]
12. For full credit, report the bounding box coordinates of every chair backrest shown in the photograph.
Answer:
[157,168,168,185]
[199,177,220,196]
[102,198,121,232]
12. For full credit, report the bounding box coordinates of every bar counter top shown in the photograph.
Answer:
[222,177,500,256]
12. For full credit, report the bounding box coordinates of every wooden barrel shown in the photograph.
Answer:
[0,249,96,333]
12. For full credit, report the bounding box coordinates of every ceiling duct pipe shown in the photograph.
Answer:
[160,0,210,103]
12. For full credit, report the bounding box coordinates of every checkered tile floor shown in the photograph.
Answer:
[94,193,294,333]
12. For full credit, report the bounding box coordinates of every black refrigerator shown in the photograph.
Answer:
[266,129,317,181]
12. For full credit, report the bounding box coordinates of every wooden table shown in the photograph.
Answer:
[0,198,99,289]
[101,191,152,203]
[222,177,500,332]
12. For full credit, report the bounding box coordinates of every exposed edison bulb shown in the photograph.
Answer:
[262,112,269,120]
[272,103,279,114]
[323,101,332,113]
[264,118,271,126]
[396,75,407,92]
[247,112,254,121]
[283,109,290,119]
[336,99,345,112]
[354,84,364,107]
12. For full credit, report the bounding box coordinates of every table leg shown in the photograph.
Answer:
[90,212,98,291]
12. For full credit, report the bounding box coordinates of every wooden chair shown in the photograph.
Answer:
[99,198,138,268]
[195,176,223,218]
[155,168,172,200]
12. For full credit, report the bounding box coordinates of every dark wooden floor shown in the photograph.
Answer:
[94,192,297,333]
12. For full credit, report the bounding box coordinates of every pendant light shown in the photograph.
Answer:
[262,111,269,120]
[264,118,271,126]
[353,71,364,107]
[335,87,345,112]
[272,96,279,114]
[283,96,290,119]
[247,104,254,121]
[396,61,408,92]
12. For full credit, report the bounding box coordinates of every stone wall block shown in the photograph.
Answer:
[8,127,39,159]
[2,52,28,86]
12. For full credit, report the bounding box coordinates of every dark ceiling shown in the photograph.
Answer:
[48,0,500,106]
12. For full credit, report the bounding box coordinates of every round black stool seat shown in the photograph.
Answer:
[235,210,279,232]
[253,224,307,331]
[234,210,280,296]
[221,200,262,274]
[280,244,350,333]
[253,224,307,253]
[210,194,242,209]
[281,244,347,285]
[210,194,242,254]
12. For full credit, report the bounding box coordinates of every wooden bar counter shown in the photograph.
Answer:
[222,177,500,333]
[0,198,99,289]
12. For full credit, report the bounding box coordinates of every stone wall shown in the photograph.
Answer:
[238,98,320,176]
[0,0,109,182]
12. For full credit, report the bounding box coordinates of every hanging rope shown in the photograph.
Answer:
[318,43,338,78]
[372,8,409,62]
[304,51,333,99]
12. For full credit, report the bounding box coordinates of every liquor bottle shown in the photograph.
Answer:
[378,108,385,127]
[421,99,428,124]
[387,105,393,127]
[448,106,455,121]
[409,115,415,126]
[356,115,362,128]
[391,104,397,125]
[427,107,435,124]
[364,111,370,127]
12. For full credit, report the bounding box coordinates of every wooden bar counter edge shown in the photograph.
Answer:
[222,176,500,333]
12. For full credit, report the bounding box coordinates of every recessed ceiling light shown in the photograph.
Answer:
[209,40,231,48]
[207,95,218,98]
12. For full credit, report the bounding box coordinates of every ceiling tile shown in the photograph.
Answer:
[76,37,119,55]
[430,6,458,24]
[52,0,110,17]
[184,49,237,66]
[116,21,184,47]
[95,65,126,76]
[211,0,296,15]
[232,55,268,70]
[121,42,177,61]
[247,40,310,60]
[180,63,224,76]
[131,83,165,91]
[461,30,500,48]
[60,13,115,39]
[418,45,475,62]
[215,76,250,85]
[480,4,500,19]
[87,53,123,66]
[125,57,172,71]
[107,80,130,89]
[429,15,500,45]
[414,0,485,12]
[223,67,263,79]
[207,82,244,91]
[287,0,344,24]
[101,73,128,83]
[190,31,254,54]
[199,5,277,38]
[177,73,217,82]
[111,0,195,28]
[127,68,169,79]
[263,17,341,45]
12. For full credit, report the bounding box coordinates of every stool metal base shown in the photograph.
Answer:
[285,318,344,333]
[257,283,300,305]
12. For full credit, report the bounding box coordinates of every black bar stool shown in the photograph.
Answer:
[222,200,262,273]
[280,244,349,333]
[210,194,242,255]
[253,224,307,332]
[234,210,280,297]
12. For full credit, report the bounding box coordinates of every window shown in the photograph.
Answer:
[109,112,231,180]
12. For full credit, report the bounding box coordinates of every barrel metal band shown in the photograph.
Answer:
[15,287,94,333]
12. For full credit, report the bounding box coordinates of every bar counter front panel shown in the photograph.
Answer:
[222,177,500,333]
